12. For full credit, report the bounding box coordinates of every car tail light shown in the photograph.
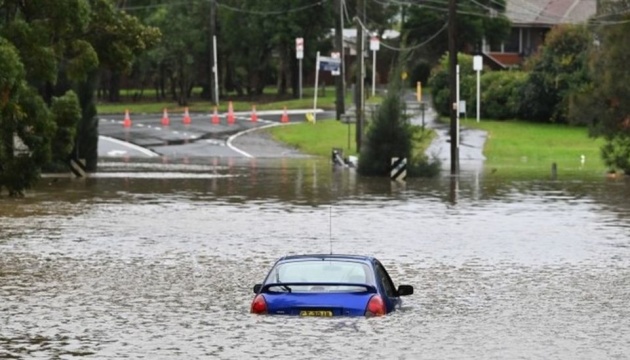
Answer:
[365,295,386,317]
[250,294,268,314]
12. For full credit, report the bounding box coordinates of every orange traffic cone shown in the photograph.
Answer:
[211,106,220,124]
[280,106,289,123]
[123,109,132,128]
[161,108,170,126]
[250,105,258,122]
[227,101,235,125]
[182,107,191,125]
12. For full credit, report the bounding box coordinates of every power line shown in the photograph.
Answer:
[355,15,448,51]
[216,0,328,15]
[123,0,328,15]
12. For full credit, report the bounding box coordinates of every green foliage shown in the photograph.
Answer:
[0,38,26,92]
[1,19,58,85]
[600,134,630,174]
[520,24,591,123]
[89,0,161,74]
[480,70,528,120]
[358,58,440,178]
[50,91,81,168]
[66,40,99,82]
[16,86,55,165]
[428,53,475,117]
[568,4,630,173]
[403,0,510,65]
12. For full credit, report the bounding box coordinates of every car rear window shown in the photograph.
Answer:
[267,260,374,293]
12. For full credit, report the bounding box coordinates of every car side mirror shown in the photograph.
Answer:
[397,284,414,296]
[253,284,262,293]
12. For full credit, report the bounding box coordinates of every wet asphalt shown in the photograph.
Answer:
[98,95,487,168]
[98,109,332,159]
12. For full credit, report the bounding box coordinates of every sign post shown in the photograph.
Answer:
[313,53,341,123]
[213,35,219,106]
[370,35,380,97]
[296,37,304,99]
[473,55,483,123]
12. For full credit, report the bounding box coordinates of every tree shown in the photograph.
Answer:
[520,24,591,123]
[0,0,159,195]
[358,54,440,178]
[403,0,510,68]
[569,2,630,173]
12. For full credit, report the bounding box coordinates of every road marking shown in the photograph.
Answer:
[99,136,160,157]
[227,122,299,158]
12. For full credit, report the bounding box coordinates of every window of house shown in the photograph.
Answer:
[504,28,521,53]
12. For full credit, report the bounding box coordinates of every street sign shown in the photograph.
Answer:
[331,52,341,76]
[296,37,304,59]
[370,36,380,51]
[318,56,341,72]
[473,55,483,71]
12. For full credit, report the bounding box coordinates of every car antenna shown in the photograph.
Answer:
[329,206,333,255]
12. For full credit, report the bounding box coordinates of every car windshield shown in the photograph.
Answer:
[266,259,373,293]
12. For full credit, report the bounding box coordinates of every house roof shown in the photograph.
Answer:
[506,0,596,27]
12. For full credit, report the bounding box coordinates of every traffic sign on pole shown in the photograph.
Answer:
[296,37,304,98]
[331,52,341,76]
[369,36,380,51]
[295,37,304,59]
[370,36,379,97]
[473,55,483,123]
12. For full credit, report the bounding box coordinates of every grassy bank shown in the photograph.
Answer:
[461,119,607,175]
[266,119,435,159]
[267,116,608,176]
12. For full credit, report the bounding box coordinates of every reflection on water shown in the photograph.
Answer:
[1,157,629,359]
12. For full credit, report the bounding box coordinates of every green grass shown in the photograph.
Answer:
[96,87,369,115]
[461,118,607,175]
[267,119,359,157]
[266,119,434,159]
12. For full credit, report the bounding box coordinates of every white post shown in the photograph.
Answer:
[299,59,303,99]
[476,70,480,123]
[369,35,379,97]
[372,50,376,97]
[313,51,320,122]
[473,55,483,123]
[296,37,304,100]
[456,64,460,149]
[213,35,219,106]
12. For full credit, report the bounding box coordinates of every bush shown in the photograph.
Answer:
[480,70,528,120]
[358,58,440,178]
[428,53,475,117]
[601,134,630,174]
[519,24,591,123]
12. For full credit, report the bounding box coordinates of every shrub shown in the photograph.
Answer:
[601,134,630,174]
[428,53,476,117]
[519,24,591,123]
[480,70,528,120]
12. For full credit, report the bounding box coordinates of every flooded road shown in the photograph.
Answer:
[1,157,629,359]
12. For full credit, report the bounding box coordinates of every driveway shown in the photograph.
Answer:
[405,92,487,172]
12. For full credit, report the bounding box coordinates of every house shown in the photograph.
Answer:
[482,0,597,69]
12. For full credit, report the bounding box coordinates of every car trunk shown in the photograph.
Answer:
[264,292,373,316]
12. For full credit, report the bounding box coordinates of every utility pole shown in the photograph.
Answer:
[355,0,365,152]
[334,0,345,120]
[448,0,459,174]
[209,0,218,104]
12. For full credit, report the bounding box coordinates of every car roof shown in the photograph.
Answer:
[276,254,376,264]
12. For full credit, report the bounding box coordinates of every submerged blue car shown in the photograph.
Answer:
[250,254,413,317]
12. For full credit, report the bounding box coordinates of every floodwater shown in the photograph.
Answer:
[1,157,629,359]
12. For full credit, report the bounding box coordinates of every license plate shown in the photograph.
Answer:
[299,310,333,317]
